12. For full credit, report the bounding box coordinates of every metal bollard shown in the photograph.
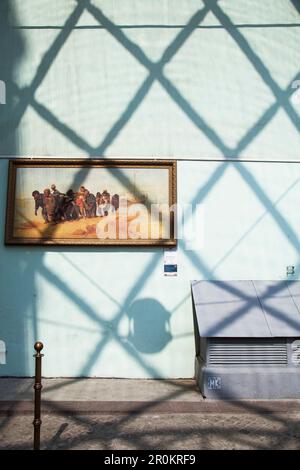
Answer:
[33,341,44,450]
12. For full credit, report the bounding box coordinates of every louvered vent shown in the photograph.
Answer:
[291,340,300,365]
[208,339,287,367]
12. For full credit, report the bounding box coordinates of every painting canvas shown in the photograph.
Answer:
[5,159,176,246]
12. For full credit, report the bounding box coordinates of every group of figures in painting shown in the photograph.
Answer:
[32,185,120,224]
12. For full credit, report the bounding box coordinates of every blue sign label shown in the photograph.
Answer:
[164,264,177,273]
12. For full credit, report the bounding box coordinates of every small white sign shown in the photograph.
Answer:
[0,340,6,365]
[164,248,178,276]
[0,81,6,105]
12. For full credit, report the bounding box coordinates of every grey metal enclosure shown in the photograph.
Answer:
[191,281,300,399]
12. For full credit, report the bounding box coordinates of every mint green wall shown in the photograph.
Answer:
[0,0,299,159]
[0,1,299,377]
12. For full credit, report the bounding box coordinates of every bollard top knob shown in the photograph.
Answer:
[34,342,43,352]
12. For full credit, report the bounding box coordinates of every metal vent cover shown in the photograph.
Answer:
[208,339,287,367]
[292,340,300,365]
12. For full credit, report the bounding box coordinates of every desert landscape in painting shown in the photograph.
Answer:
[11,165,172,242]
[13,200,166,240]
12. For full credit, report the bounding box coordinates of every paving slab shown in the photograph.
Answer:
[0,378,199,402]
[1,411,300,450]
[1,378,300,450]
[1,378,300,415]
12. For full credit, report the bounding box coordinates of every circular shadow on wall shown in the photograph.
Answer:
[127,298,172,353]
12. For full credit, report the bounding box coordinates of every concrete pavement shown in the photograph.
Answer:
[1,378,300,450]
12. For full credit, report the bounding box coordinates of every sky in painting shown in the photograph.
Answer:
[15,166,170,203]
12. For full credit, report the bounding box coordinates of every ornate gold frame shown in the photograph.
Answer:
[5,158,177,246]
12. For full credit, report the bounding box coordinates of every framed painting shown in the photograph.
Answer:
[5,159,177,246]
